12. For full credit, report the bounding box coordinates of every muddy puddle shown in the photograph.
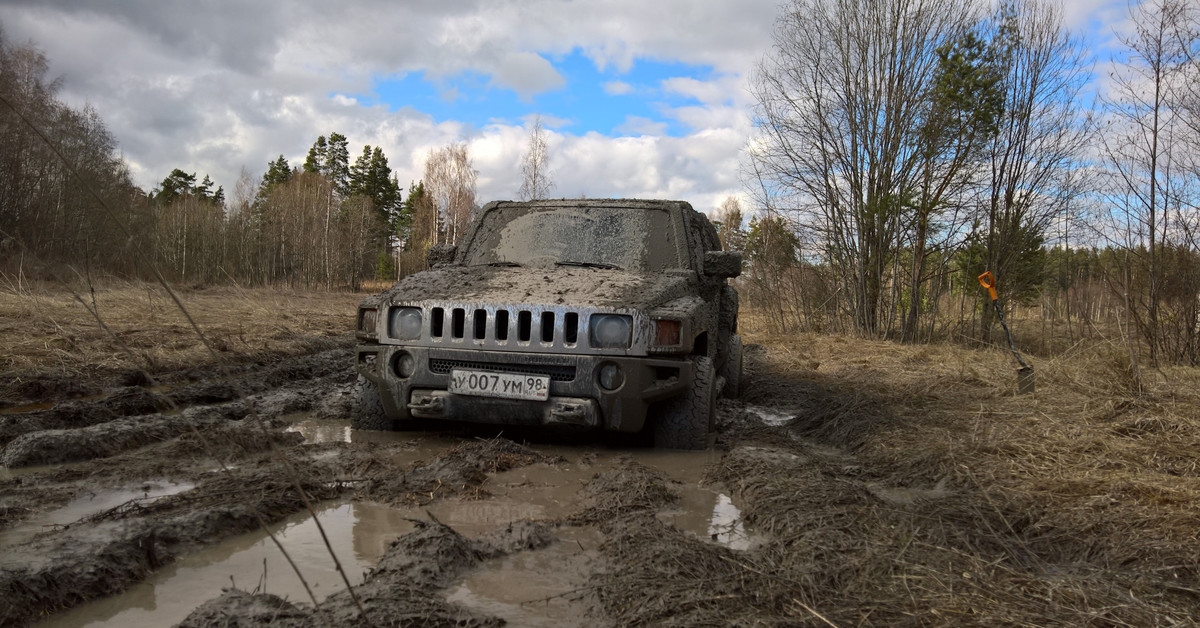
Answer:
[284,415,352,444]
[29,429,756,628]
[0,460,88,482]
[0,481,195,547]
[0,401,56,415]
[745,404,794,426]
[446,525,602,627]
[34,501,403,628]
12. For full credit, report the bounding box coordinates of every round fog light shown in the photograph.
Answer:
[395,352,416,378]
[598,363,624,391]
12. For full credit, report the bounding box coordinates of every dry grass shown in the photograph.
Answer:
[709,312,1200,625]
[0,276,366,403]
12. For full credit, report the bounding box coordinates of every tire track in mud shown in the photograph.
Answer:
[0,340,587,628]
[2,339,942,628]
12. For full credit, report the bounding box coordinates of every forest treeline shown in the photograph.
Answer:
[0,28,481,292]
[3,0,1200,369]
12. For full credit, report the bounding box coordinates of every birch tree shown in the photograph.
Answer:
[518,115,554,201]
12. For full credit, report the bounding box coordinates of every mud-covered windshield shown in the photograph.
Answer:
[462,205,683,271]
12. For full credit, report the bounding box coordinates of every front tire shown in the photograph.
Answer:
[654,356,715,450]
[351,375,393,431]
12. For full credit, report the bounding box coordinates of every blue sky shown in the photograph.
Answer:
[0,0,1134,214]
[365,51,725,138]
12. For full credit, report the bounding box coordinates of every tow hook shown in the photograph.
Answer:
[408,392,445,416]
[550,402,587,424]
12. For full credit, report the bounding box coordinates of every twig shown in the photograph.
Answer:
[791,599,841,628]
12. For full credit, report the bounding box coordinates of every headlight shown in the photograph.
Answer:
[388,307,423,340]
[589,314,632,348]
[358,308,377,334]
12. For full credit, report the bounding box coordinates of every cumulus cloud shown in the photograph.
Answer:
[603,80,634,95]
[615,116,669,137]
[0,0,782,209]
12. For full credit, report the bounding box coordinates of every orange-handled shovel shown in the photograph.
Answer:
[978,271,1035,394]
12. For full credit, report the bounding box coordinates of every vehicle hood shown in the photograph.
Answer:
[378,265,696,310]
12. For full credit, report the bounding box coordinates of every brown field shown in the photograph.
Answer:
[0,279,366,405]
[0,280,1197,626]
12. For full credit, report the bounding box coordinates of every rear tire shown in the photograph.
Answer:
[351,375,393,431]
[654,356,715,450]
[720,334,744,398]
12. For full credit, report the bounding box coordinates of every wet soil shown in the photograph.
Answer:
[2,337,1197,626]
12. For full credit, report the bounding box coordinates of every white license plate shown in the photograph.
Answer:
[448,369,550,401]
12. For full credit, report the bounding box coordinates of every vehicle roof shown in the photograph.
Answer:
[480,198,695,213]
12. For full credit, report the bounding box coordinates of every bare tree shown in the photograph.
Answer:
[973,0,1091,341]
[518,116,554,201]
[712,196,745,251]
[748,0,977,336]
[1100,0,1194,366]
[423,143,477,244]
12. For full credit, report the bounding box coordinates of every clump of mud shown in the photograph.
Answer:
[177,589,311,628]
[1,402,255,468]
[567,459,677,527]
[350,438,565,506]
[0,386,170,447]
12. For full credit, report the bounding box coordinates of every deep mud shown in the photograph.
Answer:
[2,336,1198,627]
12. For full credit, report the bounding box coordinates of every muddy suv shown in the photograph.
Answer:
[352,198,742,449]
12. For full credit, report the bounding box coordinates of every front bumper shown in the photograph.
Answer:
[355,345,693,432]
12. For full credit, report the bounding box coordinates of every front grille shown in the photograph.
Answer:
[428,306,579,347]
[429,358,577,382]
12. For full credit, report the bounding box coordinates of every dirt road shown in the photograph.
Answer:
[2,332,1198,627]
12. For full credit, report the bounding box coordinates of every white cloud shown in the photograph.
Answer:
[661,76,729,105]
[0,0,1119,218]
[490,51,566,98]
[604,80,634,95]
[615,116,669,137]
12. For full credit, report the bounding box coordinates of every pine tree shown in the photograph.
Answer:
[326,132,350,197]
[155,169,197,205]
[303,136,327,174]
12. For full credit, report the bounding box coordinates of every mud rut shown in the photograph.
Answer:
[3,342,1192,627]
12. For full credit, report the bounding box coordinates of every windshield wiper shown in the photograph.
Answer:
[556,261,621,270]
[485,261,522,267]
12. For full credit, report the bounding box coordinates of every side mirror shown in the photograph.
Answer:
[704,250,742,278]
[427,244,457,267]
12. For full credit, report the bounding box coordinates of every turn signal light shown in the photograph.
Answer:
[653,319,681,346]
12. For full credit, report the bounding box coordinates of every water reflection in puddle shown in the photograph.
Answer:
[35,501,412,628]
[0,481,195,547]
[746,404,793,426]
[283,414,441,446]
[660,489,756,550]
[285,417,351,444]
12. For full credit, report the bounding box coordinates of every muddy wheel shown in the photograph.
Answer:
[720,334,744,399]
[351,375,393,431]
[654,356,715,450]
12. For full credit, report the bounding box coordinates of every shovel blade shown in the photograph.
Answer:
[1017,366,1035,395]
